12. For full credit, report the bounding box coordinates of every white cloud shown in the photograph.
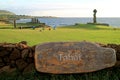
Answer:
[30,8,91,17]
[1,0,120,17]
[28,0,120,17]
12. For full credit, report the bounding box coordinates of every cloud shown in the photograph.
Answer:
[30,8,92,17]
[1,0,120,17]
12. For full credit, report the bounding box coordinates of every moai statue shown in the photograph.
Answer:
[93,9,97,23]
[13,19,16,28]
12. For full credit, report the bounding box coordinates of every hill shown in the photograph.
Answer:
[0,10,16,15]
[0,10,34,20]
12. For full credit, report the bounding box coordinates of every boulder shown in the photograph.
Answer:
[115,61,120,67]
[107,44,120,60]
[0,62,5,68]
[23,63,35,75]
[21,49,29,59]
[0,50,9,57]
[17,41,28,49]
[0,46,4,51]
[16,59,28,71]
[10,60,16,68]
[0,58,2,63]
[6,47,13,52]
[0,66,16,74]
[35,41,116,74]
[31,45,36,53]
[9,48,21,60]
[3,56,10,65]
[116,53,120,60]
[25,58,34,63]
[19,41,27,45]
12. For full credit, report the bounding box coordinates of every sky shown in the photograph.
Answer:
[0,0,120,17]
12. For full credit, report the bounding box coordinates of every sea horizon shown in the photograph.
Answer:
[17,17,120,28]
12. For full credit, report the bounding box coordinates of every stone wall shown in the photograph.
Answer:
[0,41,35,74]
[0,41,120,75]
[107,44,120,67]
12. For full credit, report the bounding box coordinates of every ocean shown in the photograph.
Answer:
[17,17,120,28]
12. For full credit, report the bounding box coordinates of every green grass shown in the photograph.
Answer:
[0,22,41,29]
[0,24,120,46]
[0,23,120,80]
[0,23,13,29]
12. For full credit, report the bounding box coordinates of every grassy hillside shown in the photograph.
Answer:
[0,10,33,20]
[0,10,15,15]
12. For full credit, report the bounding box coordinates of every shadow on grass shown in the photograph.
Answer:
[0,27,39,29]
[0,27,14,29]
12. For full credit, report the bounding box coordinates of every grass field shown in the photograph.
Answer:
[0,23,120,80]
[0,24,120,46]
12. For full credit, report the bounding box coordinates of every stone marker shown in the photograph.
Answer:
[35,41,116,74]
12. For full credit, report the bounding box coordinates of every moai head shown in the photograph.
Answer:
[93,9,97,14]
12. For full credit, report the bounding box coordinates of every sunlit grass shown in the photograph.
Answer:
[0,24,120,46]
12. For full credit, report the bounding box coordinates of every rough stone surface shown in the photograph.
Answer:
[10,60,16,68]
[16,59,28,71]
[21,49,29,59]
[0,62,5,67]
[6,47,13,52]
[35,41,116,74]
[23,63,35,75]
[0,51,9,57]
[115,61,120,67]
[3,56,10,65]
[0,58,2,63]
[107,44,120,61]
[10,48,21,60]
[0,66,16,74]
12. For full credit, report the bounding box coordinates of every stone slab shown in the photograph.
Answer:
[35,41,116,74]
